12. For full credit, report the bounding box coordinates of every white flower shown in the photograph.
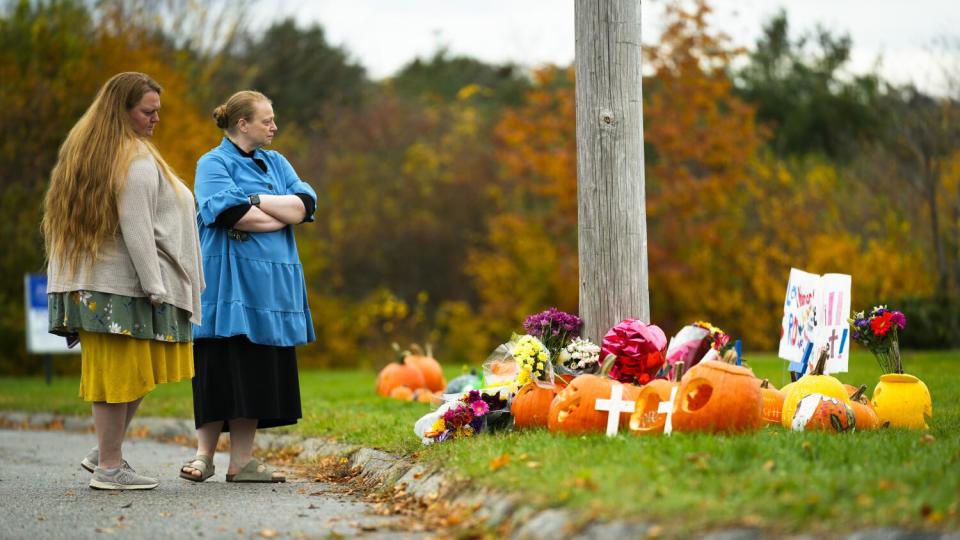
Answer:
[78,291,93,306]
[155,334,166,341]
[108,322,123,334]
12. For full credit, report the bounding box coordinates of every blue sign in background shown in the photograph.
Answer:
[27,274,48,309]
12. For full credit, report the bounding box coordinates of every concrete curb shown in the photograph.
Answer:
[1,410,955,540]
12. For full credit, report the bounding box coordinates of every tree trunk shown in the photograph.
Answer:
[575,0,649,342]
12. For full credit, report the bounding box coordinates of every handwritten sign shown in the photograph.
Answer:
[778,268,851,374]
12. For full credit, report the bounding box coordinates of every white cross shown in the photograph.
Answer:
[594,384,636,437]
[657,386,679,436]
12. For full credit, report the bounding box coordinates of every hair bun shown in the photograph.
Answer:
[212,105,228,129]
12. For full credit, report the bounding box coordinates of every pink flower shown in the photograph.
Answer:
[470,399,489,416]
[890,311,906,330]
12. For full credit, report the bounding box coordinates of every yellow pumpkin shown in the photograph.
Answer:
[781,350,850,428]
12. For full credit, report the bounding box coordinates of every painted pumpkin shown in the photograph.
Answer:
[760,379,785,426]
[846,384,879,430]
[376,362,426,397]
[403,344,446,393]
[512,379,567,429]
[790,393,856,433]
[547,374,640,434]
[671,360,763,433]
[629,362,686,435]
[872,373,933,429]
[781,351,850,428]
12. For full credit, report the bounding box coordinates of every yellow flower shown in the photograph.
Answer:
[536,362,544,371]
[88,301,97,311]
[431,418,446,433]
[538,351,547,361]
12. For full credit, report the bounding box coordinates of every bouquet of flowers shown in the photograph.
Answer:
[522,308,583,359]
[850,306,907,373]
[510,334,552,386]
[556,337,602,374]
[416,390,510,444]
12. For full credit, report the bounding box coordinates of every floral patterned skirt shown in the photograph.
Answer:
[48,290,192,343]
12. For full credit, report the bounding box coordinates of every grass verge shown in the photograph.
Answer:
[1,351,957,535]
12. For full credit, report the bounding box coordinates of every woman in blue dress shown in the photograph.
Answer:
[182,91,316,483]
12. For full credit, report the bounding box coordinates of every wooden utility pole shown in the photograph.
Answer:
[575,0,649,342]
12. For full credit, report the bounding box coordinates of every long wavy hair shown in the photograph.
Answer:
[42,72,179,276]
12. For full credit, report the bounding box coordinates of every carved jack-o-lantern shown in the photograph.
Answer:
[671,360,763,433]
[790,393,856,433]
[547,373,640,435]
[629,362,685,435]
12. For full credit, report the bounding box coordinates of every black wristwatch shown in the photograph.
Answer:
[248,194,261,206]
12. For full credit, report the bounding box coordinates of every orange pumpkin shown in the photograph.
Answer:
[376,362,426,397]
[790,393,856,433]
[629,361,686,435]
[513,380,567,429]
[671,361,764,433]
[847,384,880,430]
[389,385,413,400]
[760,379,786,426]
[546,356,640,435]
[403,344,446,393]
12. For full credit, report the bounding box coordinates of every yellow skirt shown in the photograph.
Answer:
[79,331,193,403]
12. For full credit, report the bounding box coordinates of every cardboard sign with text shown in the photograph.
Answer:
[778,268,851,374]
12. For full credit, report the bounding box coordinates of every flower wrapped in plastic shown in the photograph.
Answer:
[483,334,554,391]
[555,336,602,376]
[413,389,512,445]
[601,319,667,385]
[659,321,732,378]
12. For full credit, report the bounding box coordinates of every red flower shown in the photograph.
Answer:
[870,311,894,337]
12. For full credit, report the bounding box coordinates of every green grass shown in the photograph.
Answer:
[1,351,958,535]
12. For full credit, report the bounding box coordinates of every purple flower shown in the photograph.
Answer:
[890,311,906,330]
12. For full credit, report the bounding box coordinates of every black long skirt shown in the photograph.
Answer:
[192,336,302,431]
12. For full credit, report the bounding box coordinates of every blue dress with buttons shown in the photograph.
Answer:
[193,138,317,347]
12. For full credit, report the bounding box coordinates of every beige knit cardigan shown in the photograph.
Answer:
[47,153,205,324]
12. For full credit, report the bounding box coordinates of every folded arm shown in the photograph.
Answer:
[255,194,307,225]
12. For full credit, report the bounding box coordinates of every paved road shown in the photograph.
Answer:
[0,430,431,539]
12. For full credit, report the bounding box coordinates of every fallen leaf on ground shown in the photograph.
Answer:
[259,529,279,538]
[920,434,935,444]
[64,490,75,497]
[95,528,114,534]
[762,460,776,472]
[120,502,132,509]
[489,453,510,472]
[526,461,541,469]
[646,525,663,538]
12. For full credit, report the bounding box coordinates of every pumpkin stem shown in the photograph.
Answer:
[409,343,425,356]
[760,378,770,389]
[673,361,685,382]
[391,342,406,362]
[812,348,829,375]
[850,384,867,402]
[599,353,617,377]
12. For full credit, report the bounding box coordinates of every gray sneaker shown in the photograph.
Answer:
[89,466,159,490]
[80,447,98,473]
[81,448,136,474]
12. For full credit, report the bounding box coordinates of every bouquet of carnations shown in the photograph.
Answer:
[850,306,907,373]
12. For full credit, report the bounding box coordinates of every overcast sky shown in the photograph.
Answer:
[252,0,959,95]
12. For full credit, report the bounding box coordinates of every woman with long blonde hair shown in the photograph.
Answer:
[43,72,204,490]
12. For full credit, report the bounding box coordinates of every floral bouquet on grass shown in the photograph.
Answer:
[510,334,552,386]
[522,307,583,359]
[850,306,907,373]
[415,390,511,445]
